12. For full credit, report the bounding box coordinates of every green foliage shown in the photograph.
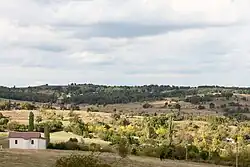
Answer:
[198,105,206,110]
[111,113,121,121]
[0,114,9,125]
[117,137,130,158]
[0,118,9,125]
[54,154,111,167]
[70,104,80,111]
[28,111,34,131]
[7,121,28,131]
[142,103,153,109]
[35,115,42,123]
[44,124,50,147]
[64,117,88,137]
[20,103,37,110]
[209,103,215,109]
[36,120,63,132]
[0,84,249,105]
[0,101,11,110]
[175,103,181,111]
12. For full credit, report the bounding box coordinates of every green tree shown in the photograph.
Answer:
[117,137,129,158]
[175,103,181,112]
[44,124,50,147]
[36,116,43,123]
[168,115,174,146]
[28,111,34,131]
[209,103,215,109]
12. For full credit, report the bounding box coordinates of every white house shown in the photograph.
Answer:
[8,132,46,149]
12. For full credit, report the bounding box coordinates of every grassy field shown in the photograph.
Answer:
[0,131,111,149]
[50,131,110,145]
[0,149,227,167]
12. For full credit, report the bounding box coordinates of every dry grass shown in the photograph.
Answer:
[0,110,112,124]
[0,149,227,167]
[50,131,110,146]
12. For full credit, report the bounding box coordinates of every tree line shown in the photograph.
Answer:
[1,84,250,105]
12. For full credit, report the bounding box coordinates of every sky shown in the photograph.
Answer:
[0,0,250,87]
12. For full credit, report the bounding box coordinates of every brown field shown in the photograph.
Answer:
[1,110,113,124]
[0,149,227,167]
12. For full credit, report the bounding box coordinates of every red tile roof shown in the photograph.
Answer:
[8,132,42,140]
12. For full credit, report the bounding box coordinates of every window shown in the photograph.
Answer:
[15,140,18,144]
[31,140,34,145]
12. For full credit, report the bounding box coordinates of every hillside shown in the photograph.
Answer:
[1,84,250,105]
[0,150,227,167]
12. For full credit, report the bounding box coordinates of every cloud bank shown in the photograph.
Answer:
[0,0,250,87]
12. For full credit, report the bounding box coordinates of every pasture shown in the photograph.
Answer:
[0,149,227,167]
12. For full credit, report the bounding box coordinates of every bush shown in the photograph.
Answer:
[0,118,9,125]
[69,138,78,143]
[35,120,63,132]
[0,125,6,132]
[199,150,209,160]
[65,142,80,150]
[142,103,153,109]
[20,102,37,110]
[0,112,4,119]
[54,154,111,167]
[49,141,80,150]
[111,113,120,121]
[117,137,130,158]
[7,121,22,131]
[89,143,101,152]
[198,105,206,110]
[172,145,186,160]
[187,145,199,160]
[35,116,43,123]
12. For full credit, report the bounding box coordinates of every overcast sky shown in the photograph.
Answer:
[0,0,250,87]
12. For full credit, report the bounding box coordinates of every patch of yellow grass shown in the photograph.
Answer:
[50,131,110,146]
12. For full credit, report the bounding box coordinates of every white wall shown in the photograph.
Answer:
[9,138,46,149]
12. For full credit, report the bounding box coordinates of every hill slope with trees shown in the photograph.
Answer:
[1,84,250,105]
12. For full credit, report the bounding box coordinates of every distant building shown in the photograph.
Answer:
[8,132,46,149]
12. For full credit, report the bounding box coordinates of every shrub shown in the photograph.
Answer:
[7,121,21,131]
[65,142,80,150]
[35,116,43,123]
[35,120,63,132]
[111,113,121,121]
[89,143,101,152]
[0,118,9,125]
[54,154,111,167]
[69,138,78,143]
[0,112,4,119]
[117,137,130,158]
[142,103,153,109]
[0,125,6,132]
[20,102,37,110]
[199,150,209,160]
[198,105,206,110]
[209,103,215,109]
[172,145,186,160]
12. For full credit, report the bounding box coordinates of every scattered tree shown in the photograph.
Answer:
[28,111,34,131]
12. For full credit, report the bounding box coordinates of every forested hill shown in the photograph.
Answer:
[1,84,250,105]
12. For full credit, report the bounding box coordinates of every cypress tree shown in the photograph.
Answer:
[28,111,34,131]
[44,124,50,147]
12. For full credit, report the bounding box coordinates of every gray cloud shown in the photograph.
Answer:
[0,0,250,86]
[57,21,237,39]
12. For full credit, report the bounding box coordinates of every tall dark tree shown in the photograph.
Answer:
[44,124,50,147]
[168,115,174,146]
[28,111,34,131]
